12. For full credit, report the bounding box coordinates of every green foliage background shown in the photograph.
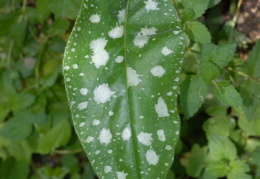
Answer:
[0,0,259,179]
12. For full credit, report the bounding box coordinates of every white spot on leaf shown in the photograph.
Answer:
[155,97,169,117]
[104,166,112,173]
[95,150,100,155]
[93,83,115,104]
[133,27,157,48]
[137,132,153,146]
[116,171,128,179]
[122,125,132,141]
[109,111,114,116]
[144,0,160,11]
[157,130,166,142]
[150,65,165,78]
[92,119,100,126]
[90,14,100,23]
[99,128,112,145]
[90,38,109,68]
[108,26,124,39]
[80,88,88,96]
[77,102,88,110]
[85,136,94,143]
[79,122,85,127]
[127,67,142,87]
[173,31,180,35]
[145,149,159,165]
[161,47,173,56]
[117,9,125,24]
[64,66,69,70]
[165,145,172,150]
[115,56,124,63]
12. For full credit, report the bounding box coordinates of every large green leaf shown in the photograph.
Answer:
[63,0,185,178]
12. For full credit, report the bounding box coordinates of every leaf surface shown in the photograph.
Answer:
[208,134,237,161]
[180,75,208,118]
[180,0,209,18]
[185,21,211,43]
[63,0,185,178]
[214,81,243,107]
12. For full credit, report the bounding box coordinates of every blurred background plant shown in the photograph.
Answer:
[0,0,259,179]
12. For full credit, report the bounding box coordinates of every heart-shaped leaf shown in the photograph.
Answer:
[63,0,185,178]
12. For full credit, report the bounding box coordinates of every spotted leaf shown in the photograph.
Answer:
[63,0,185,178]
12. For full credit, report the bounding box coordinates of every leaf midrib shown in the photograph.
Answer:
[123,1,141,178]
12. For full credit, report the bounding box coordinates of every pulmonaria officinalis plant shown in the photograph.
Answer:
[63,0,185,178]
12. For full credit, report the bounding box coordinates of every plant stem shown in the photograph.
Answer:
[230,0,243,39]
[187,48,200,74]
[171,0,182,20]
[22,0,27,13]
[54,149,84,154]
[6,40,14,69]
[227,67,260,83]
[18,0,27,22]
[35,39,48,92]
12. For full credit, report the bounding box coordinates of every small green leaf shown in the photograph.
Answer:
[36,0,51,23]
[13,111,47,124]
[181,0,209,18]
[185,21,211,43]
[181,144,207,177]
[208,0,222,8]
[180,75,208,118]
[227,173,252,179]
[49,0,81,19]
[181,8,195,23]
[36,165,69,179]
[205,105,227,117]
[208,134,237,161]
[237,107,260,136]
[200,60,220,85]
[61,154,80,174]
[47,17,70,35]
[229,160,250,174]
[214,81,243,107]
[228,160,252,179]
[0,158,30,179]
[206,161,228,178]
[7,140,32,162]
[203,116,235,137]
[199,43,236,84]
[9,93,36,112]
[37,119,71,154]
[0,117,32,140]
[208,43,236,68]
